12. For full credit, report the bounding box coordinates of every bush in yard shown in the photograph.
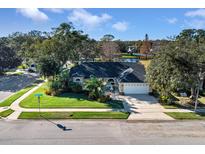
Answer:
[45,80,61,96]
[159,95,169,104]
[97,95,111,103]
[69,81,83,93]
[18,64,28,69]
[84,77,105,100]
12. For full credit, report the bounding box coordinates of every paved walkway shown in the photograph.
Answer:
[5,83,124,120]
[2,83,204,121]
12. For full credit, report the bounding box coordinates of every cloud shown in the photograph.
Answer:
[112,21,128,32]
[17,8,48,22]
[68,9,112,28]
[45,8,71,13]
[185,9,205,18]
[166,18,178,24]
[185,19,205,29]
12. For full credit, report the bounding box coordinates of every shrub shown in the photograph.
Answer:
[18,64,28,69]
[159,94,177,105]
[45,80,61,96]
[97,95,111,103]
[69,81,83,93]
[159,95,169,104]
[44,89,52,96]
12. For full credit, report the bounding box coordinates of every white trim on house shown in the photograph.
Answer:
[73,77,84,84]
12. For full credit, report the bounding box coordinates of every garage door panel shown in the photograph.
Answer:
[123,83,149,94]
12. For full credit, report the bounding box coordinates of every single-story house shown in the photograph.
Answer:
[69,62,150,94]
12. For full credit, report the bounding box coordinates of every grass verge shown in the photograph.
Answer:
[0,109,14,118]
[20,84,124,109]
[165,112,205,120]
[0,85,36,107]
[18,112,129,119]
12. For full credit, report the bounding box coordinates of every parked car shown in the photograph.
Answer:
[28,64,37,72]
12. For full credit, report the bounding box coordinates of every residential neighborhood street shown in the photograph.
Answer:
[1,120,205,144]
[0,73,38,102]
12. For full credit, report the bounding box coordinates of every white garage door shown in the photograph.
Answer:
[123,83,149,94]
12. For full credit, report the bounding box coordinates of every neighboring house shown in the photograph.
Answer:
[69,62,150,94]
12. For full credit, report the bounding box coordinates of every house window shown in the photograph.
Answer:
[75,78,81,82]
[107,79,115,85]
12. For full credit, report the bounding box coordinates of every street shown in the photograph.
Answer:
[1,120,205,144]
[0,73,38,102]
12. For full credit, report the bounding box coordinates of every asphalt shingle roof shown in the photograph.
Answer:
[69,62,146,83]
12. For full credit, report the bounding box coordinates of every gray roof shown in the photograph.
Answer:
[70,62,146,83]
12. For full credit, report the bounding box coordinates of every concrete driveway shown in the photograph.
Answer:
[118,94,174,121]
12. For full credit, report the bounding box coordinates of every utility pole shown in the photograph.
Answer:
[195,67,205,112]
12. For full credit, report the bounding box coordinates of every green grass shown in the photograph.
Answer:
[18,112,129,119]
[162,105,179,109]
[0,85,36,107]
[0,109,14,118]
[198,97,205,104]
[162,103,187,109]
[20,84,124,109]
[121,55,137,58]
[165,112,205,120]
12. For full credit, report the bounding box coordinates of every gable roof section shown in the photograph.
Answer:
[70,62,146,83]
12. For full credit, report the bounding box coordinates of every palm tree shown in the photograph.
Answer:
[84,77,105,100]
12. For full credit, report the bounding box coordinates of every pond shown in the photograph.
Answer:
[120,58,139,63]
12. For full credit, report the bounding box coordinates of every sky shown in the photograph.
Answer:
[0,8,205,40]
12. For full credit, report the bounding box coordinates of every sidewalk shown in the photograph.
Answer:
[6,83,124,120]
[3,82,205,121]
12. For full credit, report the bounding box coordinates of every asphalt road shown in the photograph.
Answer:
[1,120,205,145]
[0,73,38,102]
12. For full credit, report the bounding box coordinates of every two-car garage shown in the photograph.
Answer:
[119,83,150,94]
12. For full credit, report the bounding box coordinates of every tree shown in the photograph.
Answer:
[0,37,21,73]
[146,29,205,101]
[79,39,99,61]
[38,56,61,78]
[84,77,105,100]
[100,34,115,41]
[34,38,64,78]
[99,35,120,61]
[99,41,120,61]
[52,22,89,62]
[9,31,45,62]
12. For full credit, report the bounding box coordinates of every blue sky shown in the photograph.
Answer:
[0,8,205,40]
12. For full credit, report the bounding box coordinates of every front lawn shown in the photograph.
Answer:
[18,112,129,119]
[20,84,124,109]
[0,85,36,107]
[198,97,205,104]
[165,112,205,120]
[0,109,14,118]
